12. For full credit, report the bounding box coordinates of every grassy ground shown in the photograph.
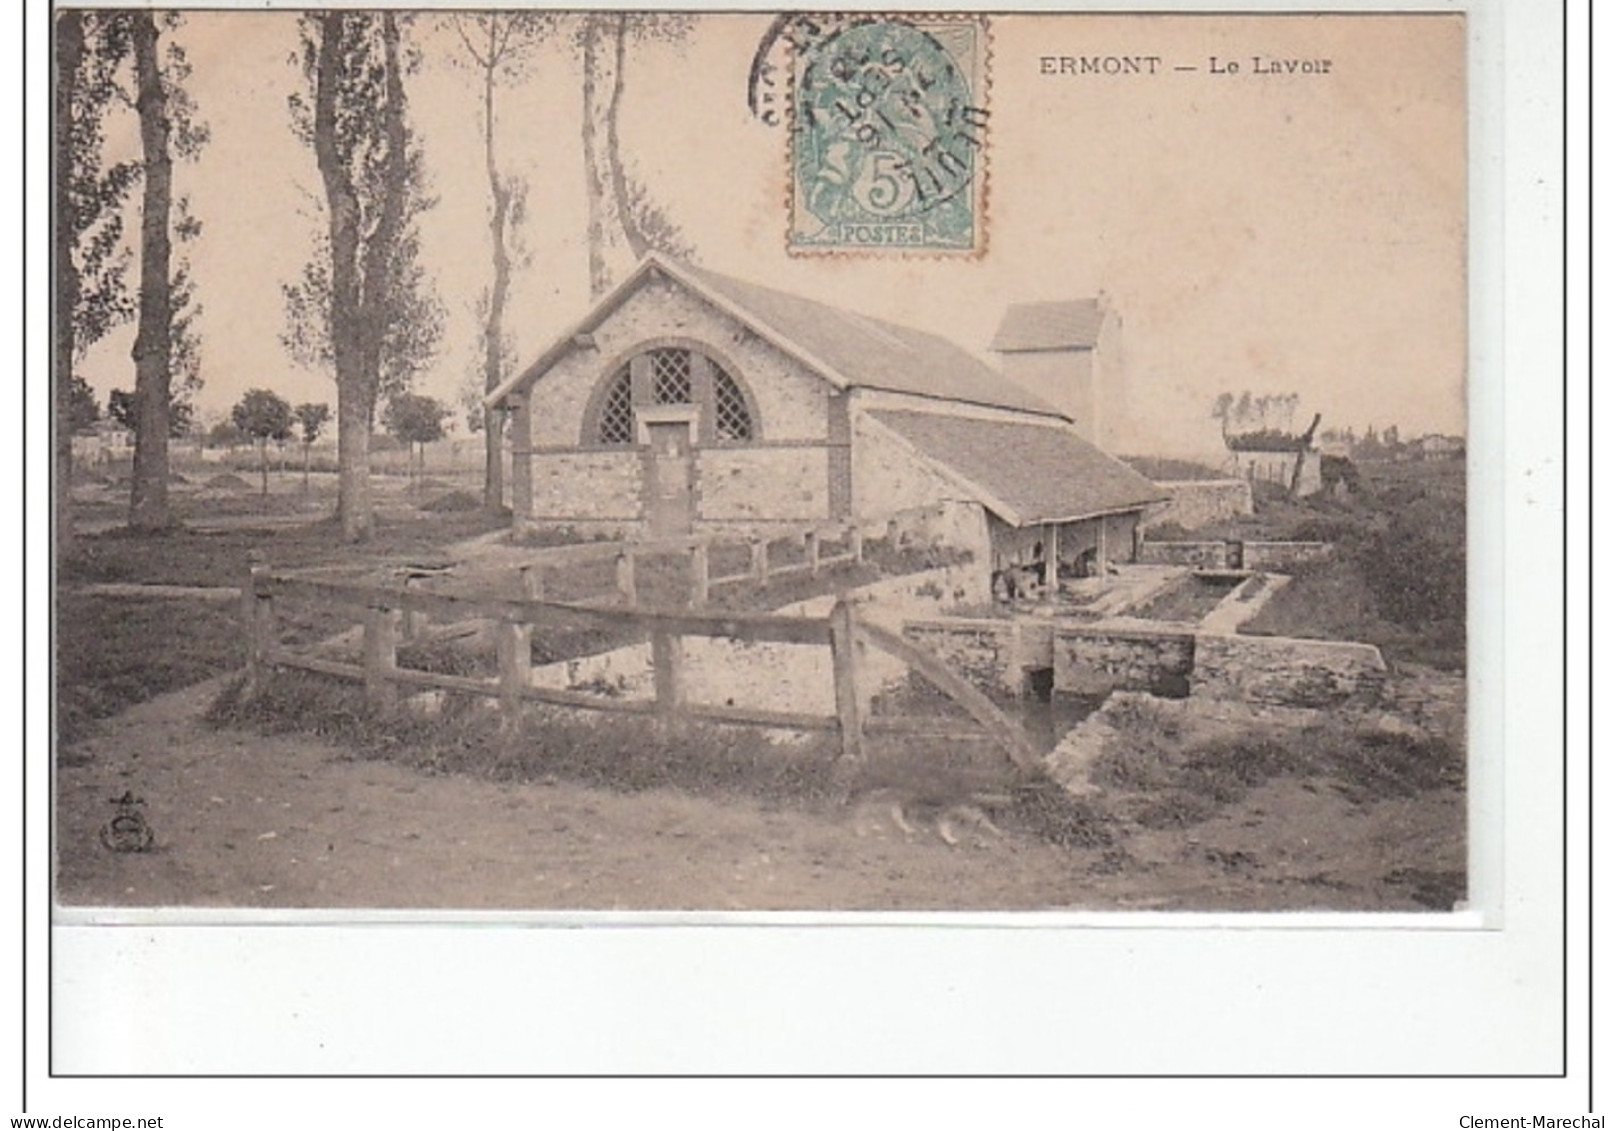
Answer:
[1058,693,1466,909]
[1156,460,1468,671]
[59,509,510,589]
[206,669,1127,857]
[55,595,245,749]
[57,478,954,748]
[1123,456,1229,481]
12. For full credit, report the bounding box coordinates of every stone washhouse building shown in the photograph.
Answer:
[487,254,1165,585]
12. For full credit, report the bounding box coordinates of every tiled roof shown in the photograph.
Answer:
[489,255,1066,420]
[870,409,1166,526]
[991,299,1105,352]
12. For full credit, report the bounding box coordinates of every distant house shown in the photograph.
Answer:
[487,254,1164,578]
[990,295,1128,451]
[1224,417,1325,497]
[70,421,133,468]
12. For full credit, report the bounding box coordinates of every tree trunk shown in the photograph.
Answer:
[480,42,509,513]
[337,394,371,536]
[581,16,620,297]
[55,11,83,551]
[302,442,311,493]
[313,13,371,541]
[258,439,268,496]
[129,12,174,531]
[604,16,650,261]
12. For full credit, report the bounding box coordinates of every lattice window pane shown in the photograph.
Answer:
[651,348,692,404]
[713,365,752,441]
[598,368,634,444]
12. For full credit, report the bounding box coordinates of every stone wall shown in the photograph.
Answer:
[901,618,1023,696]
[1137,539,1333,571]
[1242,541,1333,570]
[1142,479,1254,533]
[1137,540,1230,569]
[1190,633,1386,708]
[886,501,992,559]
[851,411,975,521]
[529,451,643,524]
[697,447,831,525]
[527,563,987,719]
[1054,625,1196,697]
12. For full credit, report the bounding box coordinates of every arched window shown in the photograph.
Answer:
[588,345,756,446]
[713,366,752,441]
[597,368,634,445]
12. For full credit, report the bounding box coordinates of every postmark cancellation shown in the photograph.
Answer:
[787,14,990,255]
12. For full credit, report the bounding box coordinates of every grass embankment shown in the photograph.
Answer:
[1077,694,1466,908]
[1161,461,1467,671]
[207,669,1109,851]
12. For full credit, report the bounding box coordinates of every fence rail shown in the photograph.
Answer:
[513,521,865,609]
[243,550,1033,769]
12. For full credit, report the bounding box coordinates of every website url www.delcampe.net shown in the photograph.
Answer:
[10,1118,163,1129]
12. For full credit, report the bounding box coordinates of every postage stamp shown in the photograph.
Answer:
[786,14,990,255]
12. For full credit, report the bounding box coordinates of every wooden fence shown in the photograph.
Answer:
[514,521,865,609]
[242,555,1034,770]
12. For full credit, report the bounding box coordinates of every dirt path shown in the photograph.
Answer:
[56,680,1096,911]
[57,680,1462,913]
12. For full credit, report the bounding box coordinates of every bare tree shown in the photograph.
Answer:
[285,12,442,541]
[574,13,695,296]
[443,12,554,513]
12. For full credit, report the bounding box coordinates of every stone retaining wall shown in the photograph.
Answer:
[1054,625,1196,697]
[1241,541,1333,570]
[1137,540,1230,569]
[897,614,1385,711]
[1139,538,1332,572]
[1190,633,1386,708]
[901,618,1023,696]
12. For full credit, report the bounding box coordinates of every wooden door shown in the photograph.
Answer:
[646,420,694,537]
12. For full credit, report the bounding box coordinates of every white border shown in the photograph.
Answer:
[15,0,1589,1121]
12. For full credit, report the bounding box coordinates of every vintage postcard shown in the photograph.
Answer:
[53,9,1468,918]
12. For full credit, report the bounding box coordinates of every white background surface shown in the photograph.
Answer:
[12,0,1593,1125]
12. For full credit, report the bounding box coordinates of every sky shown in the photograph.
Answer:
[75,10,1468,459]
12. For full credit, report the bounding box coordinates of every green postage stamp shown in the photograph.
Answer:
[787,14,990,255]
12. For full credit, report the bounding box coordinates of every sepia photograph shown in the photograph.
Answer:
[53,9,1469,916]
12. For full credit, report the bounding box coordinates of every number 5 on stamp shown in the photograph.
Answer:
[789,15,990,255]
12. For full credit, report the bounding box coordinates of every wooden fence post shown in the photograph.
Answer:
[497,618,532,730]
[848,522,864,564]
[651,629,685,716]
[242,550,273,697]
[749,535,769,586]
[805,529,821,576]
[363,603,400,711]
[828,597,866,764]
[401,574,423,641]
[616,549,637,606]
[520,564,545,601]
[689,540,710,609]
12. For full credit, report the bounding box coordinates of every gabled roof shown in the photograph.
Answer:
[991,299,1105,352]
[488,254,1067,420]
[869,409,1166,527]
